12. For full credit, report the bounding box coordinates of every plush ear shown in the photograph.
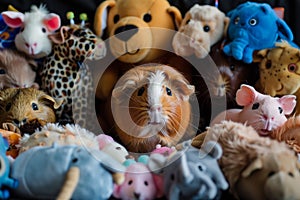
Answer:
[48,26,69,44]
[259,3,273,15]
[236,84,257,106]
[1,11,24,28]
[39,94,63,109]
[153,174,164,198]
[43,13,61,32]
[241,158,263,177]
[276,18,294,41]
[278,95,297,115]
[167,6,182,30]
[223,17,230,37]
[252,48,269,63]
[113,184,122,199]
[94,0,116,37]
[202,141,222,159]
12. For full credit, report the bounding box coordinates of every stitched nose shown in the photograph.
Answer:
[114,25,138,41]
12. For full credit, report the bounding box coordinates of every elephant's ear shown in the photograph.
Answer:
[276,18,294,41]
[202,141,223,159]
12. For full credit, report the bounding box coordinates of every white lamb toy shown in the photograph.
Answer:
[2,5,61,59]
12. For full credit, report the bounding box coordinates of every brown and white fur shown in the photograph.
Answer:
[111,64,195,152]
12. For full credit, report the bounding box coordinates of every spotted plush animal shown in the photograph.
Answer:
[40,24,106,130]
[254,41,300,114]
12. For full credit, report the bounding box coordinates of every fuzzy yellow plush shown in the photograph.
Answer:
[172,4,229,58]
[254,41,300,114]
[192,121,300,200]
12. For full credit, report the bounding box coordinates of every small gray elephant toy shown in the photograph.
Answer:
[150,141,228,200]
[11,144,126,200]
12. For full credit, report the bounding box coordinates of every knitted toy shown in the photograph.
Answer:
[254,42,300,115]
[192,121,300,200]
[2,5,61,59]
[223,1,296,63]
[172,4,229,58]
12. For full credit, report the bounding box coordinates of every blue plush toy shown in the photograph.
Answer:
[223,1,296,63]
[0,135,18,199]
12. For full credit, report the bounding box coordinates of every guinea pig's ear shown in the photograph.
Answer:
[39,94,63,109]
[278,95,297,115]
[236,84,257,106]
[173,80,195,101]
[112,80,136,103]
[167,6,182,30]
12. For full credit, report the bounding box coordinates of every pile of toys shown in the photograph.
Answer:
[0,0,300,199]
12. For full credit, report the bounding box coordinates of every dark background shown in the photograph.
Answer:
[0,0,299,45]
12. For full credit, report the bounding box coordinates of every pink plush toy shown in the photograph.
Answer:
[211,84,296,136]
[2,5,61,59]
[113,162,163,200]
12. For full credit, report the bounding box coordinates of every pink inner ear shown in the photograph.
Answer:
[2,15,23,28]
[279,95,297,115]
[44,14,61,32]
[236,85,257,106]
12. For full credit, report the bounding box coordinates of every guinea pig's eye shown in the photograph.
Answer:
[5,103,11,112]
[113,14,120,24]
[144,181,148,186]
[0,68,6,74]
[186,19,191,24]
[266,60,272,69]
[234,17,240,25]
[288,63,298,72]
[32,102,39,111]
[137,87,145,96]
[252,102,259,110]
[166,87,172,96]
[230,65,235,71]
[41,27,47,33]
[278,107,283,114]
[128,180,133,185]
[203,25,210,32]
[249,18,257,26]
[143,13,152,23]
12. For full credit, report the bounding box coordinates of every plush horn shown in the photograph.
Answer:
[56,167,80,200]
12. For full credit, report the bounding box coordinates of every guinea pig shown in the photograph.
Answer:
[110,64,196,153]
[0,88,62,134]
[210,84,296,136]
[0,49,39,89]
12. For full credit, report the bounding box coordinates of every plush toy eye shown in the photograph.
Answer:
[278,107,283,114]
[113,14,120,24]
[266,60,272,69]
[186,19,191,24]
[144,181,148,186]
[32,102,39,111]
[288,63,298,72]
[143,13,152,23]
[249,18,257,26]
[203,25,210,32]
[128,180,133,185]
[234,17,240,25]
[137,87,145,96]
[0,68,6,74]
[166,87,172,96]
[170,174,175,181]
[42,27,47,33]
[230,65,235,71]
[252,102,259,110]
[72,158,78,163]
[5,103,11,112]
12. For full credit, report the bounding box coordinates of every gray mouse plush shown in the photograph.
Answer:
[11,144,125,200]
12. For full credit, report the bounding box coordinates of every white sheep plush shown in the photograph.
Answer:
[1,5,61,59]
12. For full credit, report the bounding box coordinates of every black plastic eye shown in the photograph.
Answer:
[5,103,11,112]
[113,14,120,24]
[268,171,275,177]
[249,18,257,26]
[278,107,283,114]
[143,13,152,23]
[32,103,39,111]
[0,69,5,74]
[252,102,259,110]
[137,87,145,96]
[288,63,298,72]
[230,65,235,71]
[170,174,175,181]
[144,181,148,186]
[166,87,172,96]
[266,60,272,69]
[42,27,47,33]
[72,158,78,163]
[128,180,133,185]
[203,25,210,32]
[234,17,240,25]
[198,165,203,171]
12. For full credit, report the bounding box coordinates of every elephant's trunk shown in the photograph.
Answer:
[56,167,80,200]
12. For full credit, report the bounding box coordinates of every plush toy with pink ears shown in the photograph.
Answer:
[1,5,61,59]
[210,84,296,136]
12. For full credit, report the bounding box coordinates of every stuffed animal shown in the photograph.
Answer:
[109,64,196,152]
[1,5,61,59]
[210,84,296,136]
[150,141,228,200]
[172,4,229,58]
[0,48,39,89]
[0,134,18,199]
[0,14,20,49]
[0,88,62,135]
[41,20,106,131]
[11,144,125,200]
[254,42,300,115]
[193,121,300,200]
[223,2,296,63]
[93,0,182,100]
[113,162,163,200]
[18,123,99,154]
[0,128,21,158]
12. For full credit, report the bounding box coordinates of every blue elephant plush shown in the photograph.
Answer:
[223,1,297,63]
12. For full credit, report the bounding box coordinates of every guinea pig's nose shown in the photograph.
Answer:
[114,25,138,41]
[150,105,162,112]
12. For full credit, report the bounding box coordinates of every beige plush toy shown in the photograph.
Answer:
[172,4,229,59]
[192,121,300,200]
